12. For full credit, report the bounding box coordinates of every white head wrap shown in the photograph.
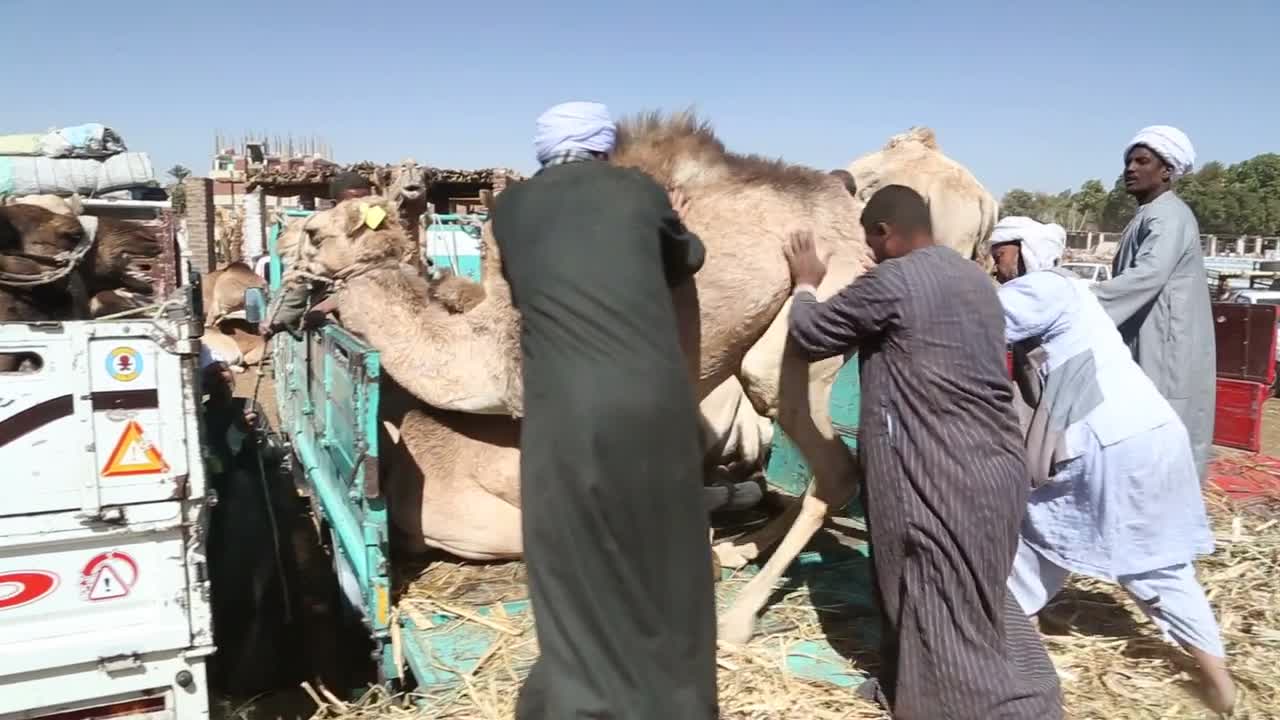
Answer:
[990,216,1066,274]
[1124,125,1196,180]
[534,101,617,165]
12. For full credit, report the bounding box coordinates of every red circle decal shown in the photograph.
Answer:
[0,571,59,610]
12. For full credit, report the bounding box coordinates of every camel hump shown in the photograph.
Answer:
[886,126,939,151]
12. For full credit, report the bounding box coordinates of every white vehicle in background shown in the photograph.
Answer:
[1060,261,1111,285]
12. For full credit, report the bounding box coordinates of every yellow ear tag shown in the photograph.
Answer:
[360,204,387,230]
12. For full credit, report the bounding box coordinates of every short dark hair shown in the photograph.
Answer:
[829,169,856,196]
[329,171,372,198]
[860,184,931,234]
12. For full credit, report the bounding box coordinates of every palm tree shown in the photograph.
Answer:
[167,165,192,183]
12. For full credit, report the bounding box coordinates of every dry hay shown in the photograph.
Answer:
[1038,490,1280,719]
[305,488,1278,720]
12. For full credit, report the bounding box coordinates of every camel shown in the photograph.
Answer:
[293,114,998,646]
[0,204,93,327]
[847,126,999,270]
[357,159,430,269]
[1,193,162,296]
[282,206,773,560]
[201,261,267,327]
[201,326,250,372]
[1,204,164,336]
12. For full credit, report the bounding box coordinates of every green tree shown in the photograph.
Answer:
[1008,152,1280,236]
[1100,175,1137,232]
[165,165,192,214]
[1072,179,1107,230]
[1000,189,1038,218]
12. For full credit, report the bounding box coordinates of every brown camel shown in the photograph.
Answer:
[0,204,92,326]
[295,113,997,645]
[201,261,267,327]
[2,194,163,296]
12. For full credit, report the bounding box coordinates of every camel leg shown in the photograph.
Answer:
[717,303,863,645]
[719,473,860,646]
[715,299,856,568]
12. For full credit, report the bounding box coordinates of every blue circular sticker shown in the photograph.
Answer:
[105,347,143,382]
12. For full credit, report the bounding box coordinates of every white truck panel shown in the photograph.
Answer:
[0,649,208,720]
[0,507,190,677]
[0,307,212,720]
[0,322,194,517]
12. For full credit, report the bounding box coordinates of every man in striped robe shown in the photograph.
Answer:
[783,185,1063,719]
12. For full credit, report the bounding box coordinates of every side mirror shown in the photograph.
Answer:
[243,287,267,325]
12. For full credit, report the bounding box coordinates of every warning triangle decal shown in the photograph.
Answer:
[88,566,130,600]
[101,421,169,477]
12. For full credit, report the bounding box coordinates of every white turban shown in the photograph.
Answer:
[534,101,616,165]
[1124,125,1196,180]
[990,216,1066,274]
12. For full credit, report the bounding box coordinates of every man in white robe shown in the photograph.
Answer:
[1091,126,1215,483]
[993,217,1234,714]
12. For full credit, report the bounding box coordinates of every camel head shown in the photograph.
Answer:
[87,219,163,294]
[0,204,88,280]
[296,196,409,279]
[387,159,428,214]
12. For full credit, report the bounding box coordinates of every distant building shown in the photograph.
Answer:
[208,137,337,212]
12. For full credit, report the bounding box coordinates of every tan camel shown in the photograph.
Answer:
[289,204,773,559]
[201,261,267,327]
[296,114,997,645]
[295,181,865,648]
[201,328,248,372]
[376,159,429,267]
[848,126,999,269]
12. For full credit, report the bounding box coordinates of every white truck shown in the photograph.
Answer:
[0,202,215,720]
[1060,261,1111,285]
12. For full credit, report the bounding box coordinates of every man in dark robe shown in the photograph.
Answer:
[490,101,718,720]
[783,185,1062,719]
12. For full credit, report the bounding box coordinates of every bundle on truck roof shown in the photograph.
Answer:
[0,123,156,198]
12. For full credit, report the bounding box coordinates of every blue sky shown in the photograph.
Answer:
[2,0,1274,195]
